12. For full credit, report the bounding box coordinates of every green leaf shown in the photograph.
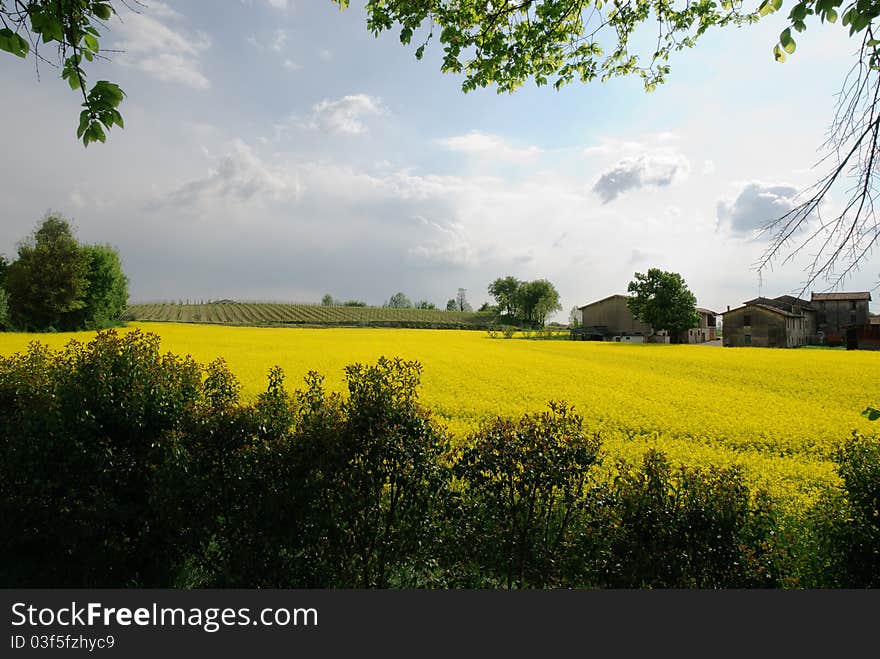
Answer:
[84,34,99,52]
[77,111,91,139]
[780,28,796,54]
[93,3,112,20]
[0,28,29,58]
[863,407,880,421]
[826,8,838,22]
[773,44,786,62]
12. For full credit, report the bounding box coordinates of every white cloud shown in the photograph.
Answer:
[283,58,301,71]
[113,6,211,89]
[592,151,690,203]
[270,29,287,53]
[307,94,385,135]
[716,181,801,238]
[158,140,302,209]
[436,131,542,162]
[266,0,288,9]
[408,217,475,266]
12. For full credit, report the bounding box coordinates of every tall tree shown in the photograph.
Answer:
[0,287,8,330]
[386,292,413,309]
[516,279,562,327]
[446,298,457,311]
[76,243,128,329]
[627,269,699,342]
[456,287,472,312]
[6,215,90,330]
[488,276,521,318]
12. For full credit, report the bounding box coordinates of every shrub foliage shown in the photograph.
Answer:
[0,329,876,588]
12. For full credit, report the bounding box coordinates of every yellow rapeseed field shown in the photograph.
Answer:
[2,322,878,507]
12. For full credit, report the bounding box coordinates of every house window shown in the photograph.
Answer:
[851,300,857,310]
[743,314,751,326]
[744,334,752,346]
[851,313,857,325]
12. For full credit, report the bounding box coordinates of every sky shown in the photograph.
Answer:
[1,0,878,319]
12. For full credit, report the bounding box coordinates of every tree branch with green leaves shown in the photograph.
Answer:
[0,0,126,145]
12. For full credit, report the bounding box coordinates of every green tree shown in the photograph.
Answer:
[455,287,472,312]
[627,269,699,342]
[445,298,457,311]
[6,215,90,331]
[77,243,128,329]
[0,287,8,330]
[0,1,125,145]
[569,305,582,328]
[415,300,436,309]
[488,276,521,318]
[321,294,336,306]
[385,292,413,309]
[516,279,562,327]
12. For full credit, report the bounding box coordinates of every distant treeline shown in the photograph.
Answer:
[1,330,878,589]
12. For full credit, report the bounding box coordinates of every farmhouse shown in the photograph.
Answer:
[682,308,718,344]
[811,292,872,345]
[722,295,815,348]
[574,295,716,343]
[845,317,880,350]
[575,294,653,341]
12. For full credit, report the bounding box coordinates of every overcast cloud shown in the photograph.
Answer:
[592,151,690,203]
[0,1,876,318]
[716,182,801,238]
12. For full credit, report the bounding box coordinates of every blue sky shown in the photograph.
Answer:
[1,0,877,318]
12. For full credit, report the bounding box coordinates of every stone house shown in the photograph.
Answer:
[722,296,815,348]
[576,294,653,340]
[811,292,872,345]
[575,294,714,343]
[682,308,718,343]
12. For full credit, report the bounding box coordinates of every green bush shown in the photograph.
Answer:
[450,403,601,588]
[582,450,784,588]
[0,287,8,330]
[5,330,875,589]
[0,330,203,586]
[805,432,880,587]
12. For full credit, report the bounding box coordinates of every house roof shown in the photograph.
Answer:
[695,307,717,315]
[578,294,629,310]
[743,296,815,312]
[773,295,815,310]
[723,302,804,319]
[811,292,872,301]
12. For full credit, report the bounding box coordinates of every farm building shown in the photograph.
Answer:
[811,292,872,345]
[722,296,815,348]
[846,317,880,350]
[574,294,654,341]
[682,308,718,344]
[573,294,715,343]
